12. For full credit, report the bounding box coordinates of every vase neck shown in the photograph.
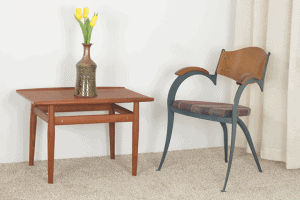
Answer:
[82,43,92,59]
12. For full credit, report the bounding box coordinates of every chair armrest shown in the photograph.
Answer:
[236,73,261,85]
[168,66,217,106]
[175,67,209,76]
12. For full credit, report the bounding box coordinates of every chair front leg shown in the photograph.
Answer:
[156,107,175,171]
[221,119,237,192]
[220,122,228,163]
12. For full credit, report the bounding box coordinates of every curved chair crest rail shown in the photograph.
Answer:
[156,47,271,192]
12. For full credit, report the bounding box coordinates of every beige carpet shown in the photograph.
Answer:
[1,147,300,200]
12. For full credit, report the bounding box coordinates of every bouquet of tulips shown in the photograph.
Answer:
[74,7,98,44]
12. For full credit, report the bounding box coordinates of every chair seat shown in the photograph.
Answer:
[172,100,251,118]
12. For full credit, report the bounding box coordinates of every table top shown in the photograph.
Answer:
[16,87,154,105]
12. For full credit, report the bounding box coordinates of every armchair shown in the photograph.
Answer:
[156,47,271,192]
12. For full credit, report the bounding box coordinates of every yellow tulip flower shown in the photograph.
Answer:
[83,7,89,18]
[90,15,98,27]
[76,8,82,20]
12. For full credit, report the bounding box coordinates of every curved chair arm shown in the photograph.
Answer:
[236,73,261,85]
[231,77,263,124]
[167,68,217,106]
[175,67,209,76]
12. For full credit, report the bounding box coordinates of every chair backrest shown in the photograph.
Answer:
[216,47,268,81]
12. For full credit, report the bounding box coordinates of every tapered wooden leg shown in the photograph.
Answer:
[29,104,37,166]
[109,108,115,159]
[47,105,55,184]
[132,102,139,176]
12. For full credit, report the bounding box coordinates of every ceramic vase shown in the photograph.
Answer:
[74,43,97,97]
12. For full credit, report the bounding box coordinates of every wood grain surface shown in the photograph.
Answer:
[16,87,154,105]
[29,104,37,166]
[47,105,55,184]
[132,102,139,176]
[175,67,209,76]
[217,47,268,81]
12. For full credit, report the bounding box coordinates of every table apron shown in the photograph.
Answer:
[55,113,134,125]
[36,104,112,113]
[33,107,49,123]
[32,103,136,125]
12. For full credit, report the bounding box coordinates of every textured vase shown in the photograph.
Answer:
[74,43,97,97]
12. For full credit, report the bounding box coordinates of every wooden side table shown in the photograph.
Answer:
[16,87,154,183]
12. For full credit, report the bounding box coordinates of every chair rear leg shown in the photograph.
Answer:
[221,120,237,192]
[220,122,228,163]
[156,108,175,171]
[237,118,262,172]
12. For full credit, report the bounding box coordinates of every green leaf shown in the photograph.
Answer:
[84,18,93,44]
[74,14,88,43]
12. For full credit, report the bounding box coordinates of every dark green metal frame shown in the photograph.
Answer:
[156,50,271,192]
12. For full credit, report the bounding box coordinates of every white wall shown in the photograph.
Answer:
[0,0,236,163]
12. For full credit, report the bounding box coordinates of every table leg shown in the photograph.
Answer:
[29,104,37,166]
[109,108,115,159]
[47,105,55,184]
[132,102,139,176]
